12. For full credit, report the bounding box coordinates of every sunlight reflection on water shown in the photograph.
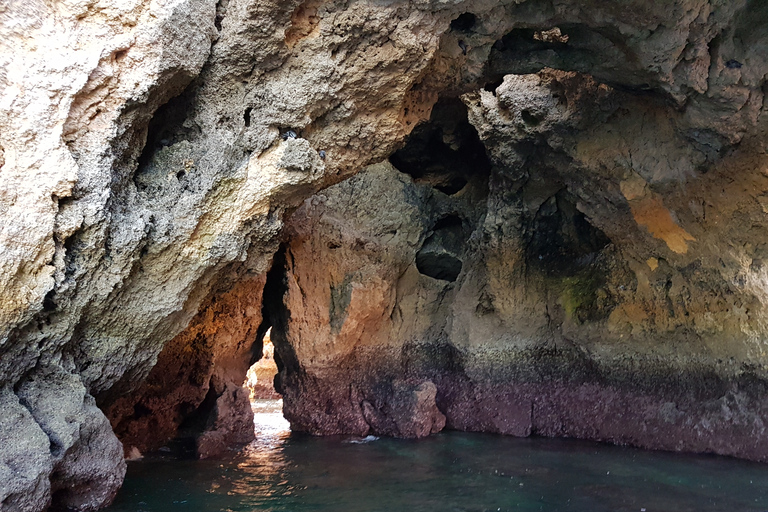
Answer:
[251,399,291,440]
[108,400,768,512]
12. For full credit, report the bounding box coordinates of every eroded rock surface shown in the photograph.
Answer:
[105,272,267,458]
[0,0,475,507]
[3,0,768,509]
[275,76,768,458]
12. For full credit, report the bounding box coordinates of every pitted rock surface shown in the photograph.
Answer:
[3,1,768,510]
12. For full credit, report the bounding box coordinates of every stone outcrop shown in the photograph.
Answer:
[274,81,768,456]
[273,159,476,437]
[105,272,267,458]
[1,0,470,507]
[2,0,768,510]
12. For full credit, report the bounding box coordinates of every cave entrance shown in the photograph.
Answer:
[246,327,280,400]
[244,327,291,438]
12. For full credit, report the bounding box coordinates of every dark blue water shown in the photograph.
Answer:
[108,400,768,512]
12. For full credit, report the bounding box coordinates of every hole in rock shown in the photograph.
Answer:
[389,97,491,194]
[246,328,280,401]
[214,0,228,31]
[132,403,152,419]
[136,82,201,171]
[484,78,504,94]
[520,109,541,126]
[245,328,290,437]
[488,25,596,78]
[434,177,468,195]
[432,214,463,231]
[415,252,463,282]
[450,13,477,32]
[246,245,294,438]
[498,27,570,51]
[415,215,468,282]
[243,106,252,127]
[256,244,296,379]
[42,289,56,312]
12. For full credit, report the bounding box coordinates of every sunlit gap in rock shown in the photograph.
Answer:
[244,327,291,446]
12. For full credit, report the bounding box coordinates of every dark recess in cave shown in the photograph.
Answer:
[42,289,56,312]
[416,252,463,282]
[214,0,229,31]
[136,82,201,171]
[524,191,610,277]
[483,78,505,94]
[173,383,219,457]
[131,402,152,420]
[488,27,575,78]
[487,25,684,101]
[391,99,488,283]
[178,382,217,433]
[520,109,541,126]
[415,215,469,282]
[243,106,252,127]
[432,214,463,232]
[450,12,477,32]
[256,244,297,394]
[389,98,491,195]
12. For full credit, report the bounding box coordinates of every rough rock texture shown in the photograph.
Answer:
[0,0,477,507]
[273,160,474,437]
[362,380,446,438]
[275,69,768,458]
[3,0,768,509]
[105,272,267,458]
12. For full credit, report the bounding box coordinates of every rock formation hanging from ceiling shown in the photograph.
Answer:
[2,0,768,511]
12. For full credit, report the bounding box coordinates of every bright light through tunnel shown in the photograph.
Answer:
[244,328,291,439]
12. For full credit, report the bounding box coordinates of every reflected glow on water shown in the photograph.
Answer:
[108,400,768,512]
[251,399,291,442]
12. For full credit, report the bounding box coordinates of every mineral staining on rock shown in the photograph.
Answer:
[273,74,768,458]
[3,0,768,510]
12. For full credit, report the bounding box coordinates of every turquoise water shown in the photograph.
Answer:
[108,400,768,512]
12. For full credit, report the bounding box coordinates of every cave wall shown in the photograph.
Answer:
[274,72,768,460]
[3,0,768,510]
[0,1,478,508]
[105,269,267,459]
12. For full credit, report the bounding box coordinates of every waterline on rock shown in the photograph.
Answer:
[109,425,768,511]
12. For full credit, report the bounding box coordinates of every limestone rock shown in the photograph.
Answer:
[3,0,768,509]
[195,384,255,459]
[273,72,768,460]
[246,334,281,400]
[15,366,125,511]
[106,273,268,457]
[0,388,51,512]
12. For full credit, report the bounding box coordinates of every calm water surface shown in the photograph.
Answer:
[108,400,768,512]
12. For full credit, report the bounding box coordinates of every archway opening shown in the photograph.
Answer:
[244,328,290,438]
